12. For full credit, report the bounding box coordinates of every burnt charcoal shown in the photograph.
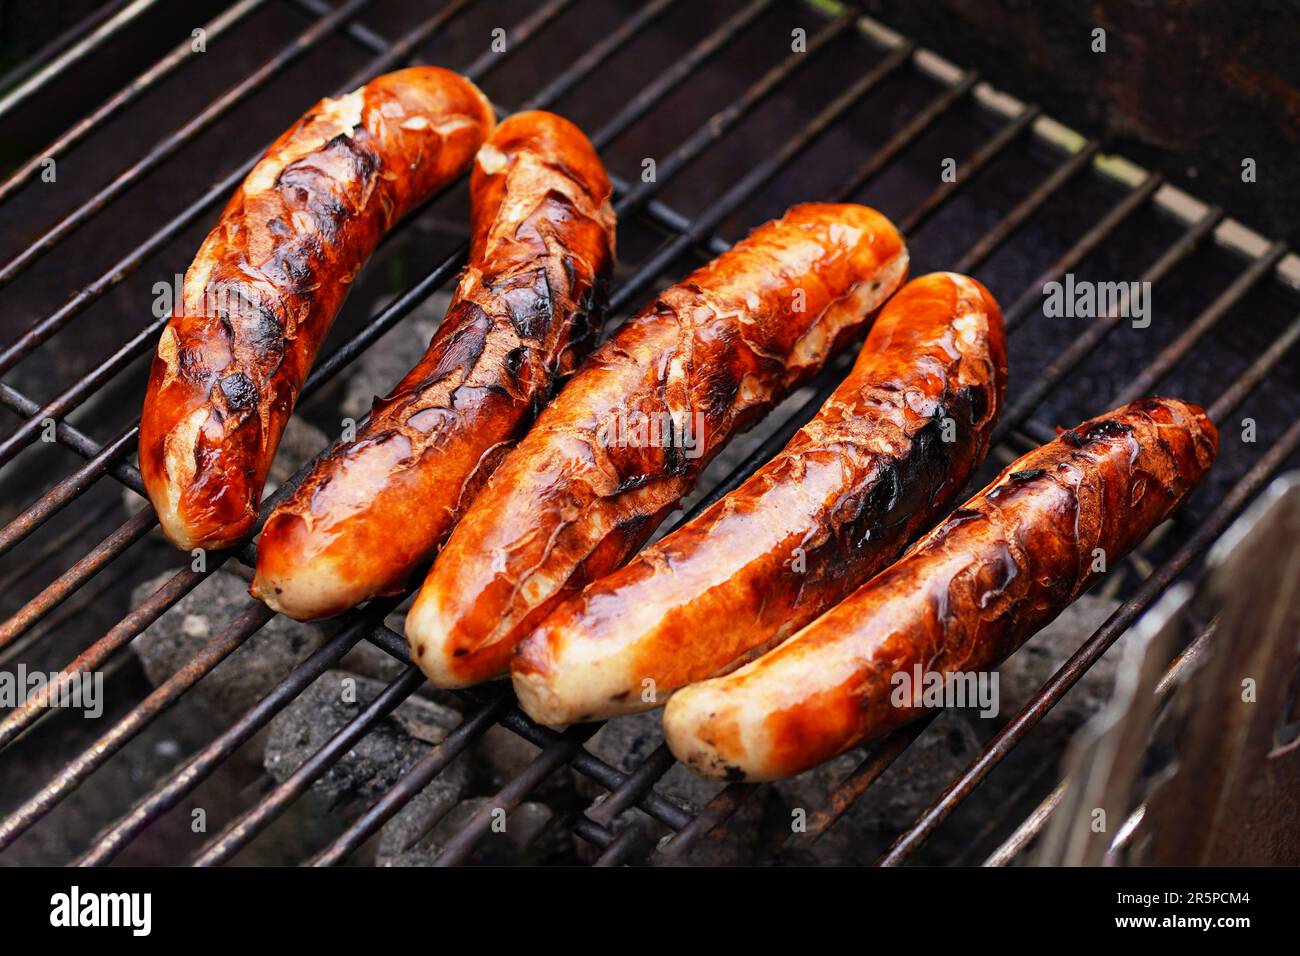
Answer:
[379,797,558,866]
[130,569,329,736]
[263,670,465,809]
[579,710,768,866]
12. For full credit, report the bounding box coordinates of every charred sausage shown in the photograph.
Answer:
[140,67,495,550]
[513,273,1007,726]
[251,111,616,619]
[664,397,1218,781]
[407,203,909,687]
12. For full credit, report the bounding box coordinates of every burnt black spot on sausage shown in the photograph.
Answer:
[1059,429,1084,447]
[723,765,747,782]
[415,643,426,658]
[452,647,469,658]
[219,372,258,411]
[497,268,554,339]
[424,304,491,384]
[864,463,902,518]
[1080,419,1134,443]
[266,248,316,293]
[503,346,527,382]
[962,383,988,424]
[1010,468,1047,482]
[245,308,285,351]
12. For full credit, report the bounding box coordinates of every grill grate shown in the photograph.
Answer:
[0,0,1296,867]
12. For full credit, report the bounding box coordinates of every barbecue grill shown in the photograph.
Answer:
[0,0,1296,867]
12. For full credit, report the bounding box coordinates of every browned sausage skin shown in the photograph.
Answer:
[250,112,615,620]
[407,203,909,687]
[140,67,495,551]
[512,273,1007,726]
[664,397,1218,781]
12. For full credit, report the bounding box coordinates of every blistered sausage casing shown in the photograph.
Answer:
[140,67,494,551]
[252,111,615,619]
[513,272,1007,726]
[407,203,910,687]
[664,397,1219,781]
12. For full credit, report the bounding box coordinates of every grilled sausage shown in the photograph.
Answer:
[664,397,1218,781]
[140,67,495,551]
[250,112,616,620]
[407,203,909,687]
[513,273,1007,726]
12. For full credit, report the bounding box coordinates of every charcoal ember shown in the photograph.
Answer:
[263,670,465,809]
[130,568,329,732]
[339,294,448,422]
[775,709,985,864]
[577,711,768,866]
[469,722,582,808]
[992,593,1128,742]
[379,797,560,866]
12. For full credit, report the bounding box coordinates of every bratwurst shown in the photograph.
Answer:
[251,111,615,619]
[407,203,909,687]
[664,397,1218,781]
[140,67,494,550]
[513,272,1006,726]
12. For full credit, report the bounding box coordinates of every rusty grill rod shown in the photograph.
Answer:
[0,0,165,122]
[0,0,380,290]
[0,0,820,731]
[0,0,270,205]
[0,0,848,856]
[0,0,1297,868]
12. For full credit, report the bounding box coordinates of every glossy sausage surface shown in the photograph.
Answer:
[251,111,615,619]
[513,273,1007,726]
[664,397,1219,781]
[140,67,494,550]
[407,203,909,687]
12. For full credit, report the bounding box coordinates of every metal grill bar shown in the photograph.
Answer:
[1002,172,1165,329]
[0,0,480,380]
[0,0,1296,869]
[0,0,824,858]
[898,103,1042,235]
[0,0,164,122]
[992,206,1226,446]
[0,0,378,289]
[1113,240,1290,406]
[0,0,269,205]
[608,41,916,317]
